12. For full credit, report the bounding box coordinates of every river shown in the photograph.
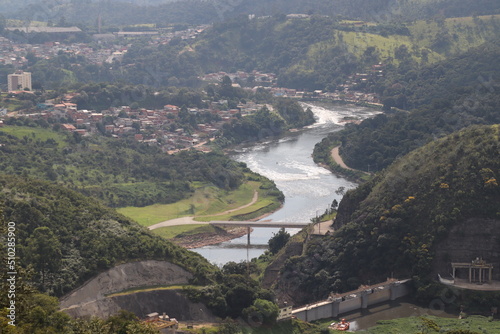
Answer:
[192,102,381,265]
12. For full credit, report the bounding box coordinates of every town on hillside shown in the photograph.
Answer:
[1,20,382,153]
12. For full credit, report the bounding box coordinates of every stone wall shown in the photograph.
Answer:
[433,218,500,281]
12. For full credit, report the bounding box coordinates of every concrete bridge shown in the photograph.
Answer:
[209,221,310,245]
[209,221,310,228]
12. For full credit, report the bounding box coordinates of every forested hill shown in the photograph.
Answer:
[10,14,499,90]
[314,41,500,172]
[114,14,500,91]
[0,174,215,296]
[0,127,248,207]
[274,125,500,305]
[5,0,500,25]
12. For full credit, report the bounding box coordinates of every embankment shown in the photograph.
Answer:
[60,260,214,321]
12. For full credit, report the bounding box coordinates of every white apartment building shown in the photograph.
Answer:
[8,71,32,92]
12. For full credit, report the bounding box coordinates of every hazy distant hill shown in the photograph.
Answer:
[272,124,500,305]
[5,0,500,26]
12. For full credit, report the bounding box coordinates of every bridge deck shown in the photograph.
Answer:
[209,221,310,228]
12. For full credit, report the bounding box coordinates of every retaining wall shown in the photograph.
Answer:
[293,279,412,322]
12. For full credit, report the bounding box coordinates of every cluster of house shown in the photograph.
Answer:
[198,67,382,105]
[16,93,271,152]
[0,36,126,67]
[0,24,209,69]
[199,70,277,86]
[143,312,178,333]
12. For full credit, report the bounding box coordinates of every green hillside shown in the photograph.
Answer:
[314,40,500,172]
[8,13,499,91]
[274,125,500,304]
[0,174,215,296]
[0,125,253,207]
[5,0,499,26]
[115,14,500,91]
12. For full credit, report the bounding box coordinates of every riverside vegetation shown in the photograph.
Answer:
[314,41,500,174]
[273,125,500,306]
[1,1,500,333]
[0,175,284,333]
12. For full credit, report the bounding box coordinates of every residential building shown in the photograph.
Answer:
[8,71,32,92]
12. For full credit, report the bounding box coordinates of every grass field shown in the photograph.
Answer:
[365,315,500,333]
[117,180,275,227]
[0,125,67,146]
[0,93,27,111]
[305,14,500,70]
[151,224,217,239]
[409,15,500,55]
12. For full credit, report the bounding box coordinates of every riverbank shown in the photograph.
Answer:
[171,226,251,249]
[148,192,282,249]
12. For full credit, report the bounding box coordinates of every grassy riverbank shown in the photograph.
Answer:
[117,179,278,227]
[117,175,283,245]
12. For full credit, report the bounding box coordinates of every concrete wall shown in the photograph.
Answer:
[293,280,412,322]
[367,287,390,305]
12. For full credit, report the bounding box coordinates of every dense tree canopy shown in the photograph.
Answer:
[315,41,500,172]
[0,128,249,207]
[0,174,217,295]
[279,125,500,303]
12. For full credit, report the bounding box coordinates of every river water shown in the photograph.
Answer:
[192,102,381,265]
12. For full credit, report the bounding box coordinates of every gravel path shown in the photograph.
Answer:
[148,191,259,230]
[331,146,354,170]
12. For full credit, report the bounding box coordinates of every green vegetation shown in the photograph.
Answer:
[152,225,216,240]
[187,317,332,334]
[184,271,276,320]
[5,13,498,95]
[0,125,67,146]
[268,228,291,255]
[0,126,256,207]
[106,14,500,92]
[0,174,216,295]
[215,101,314,147]
[279,125,500,303]
[117,182,258,226]
[367,315,500,334]
[4,0,499,30]
[117,176,283,229]
[315,41,500,172]
[0,209,173,334]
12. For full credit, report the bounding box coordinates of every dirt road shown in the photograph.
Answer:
[331,146,354,170]
[148,191,259,230]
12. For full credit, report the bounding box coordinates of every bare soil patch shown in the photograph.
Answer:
[172,226,251,249]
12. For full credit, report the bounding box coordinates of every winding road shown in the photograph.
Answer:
[147,190,259,230]
[331,146,355,170]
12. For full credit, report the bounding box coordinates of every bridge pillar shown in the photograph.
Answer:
[361,290,369,309]
[390,282,400,301]
[332,298,341,317]
[247,226,251,245]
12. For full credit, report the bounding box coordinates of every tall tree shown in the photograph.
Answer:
[25,227,62,290]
